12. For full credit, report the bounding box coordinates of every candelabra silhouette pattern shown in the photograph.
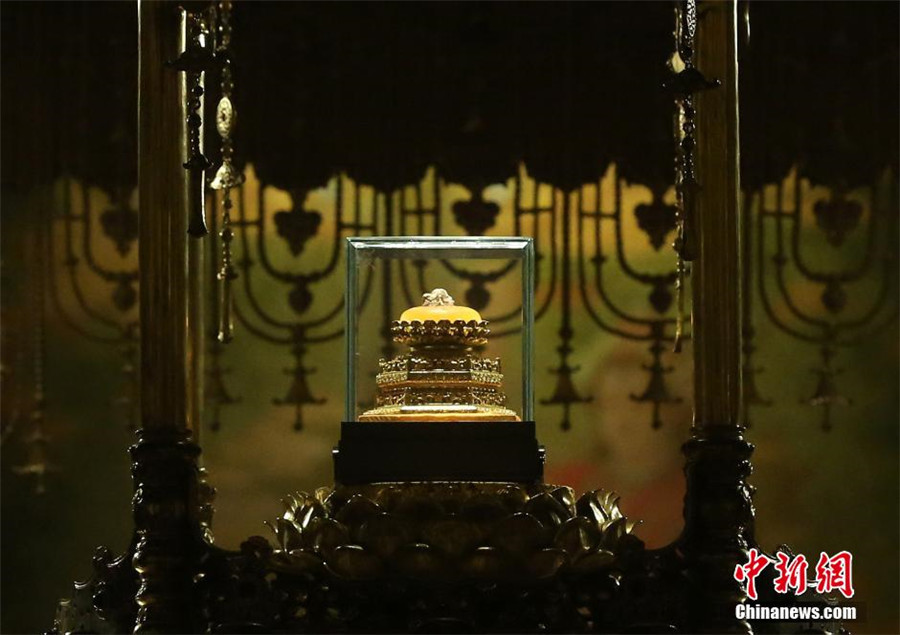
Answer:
[203,164,686,432]
[751,170,898,430]
[50,180,141,432]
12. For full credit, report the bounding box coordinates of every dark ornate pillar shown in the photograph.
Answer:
[680,1,754,633]
[132,2,206,632]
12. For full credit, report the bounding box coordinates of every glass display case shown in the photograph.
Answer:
[345,236,535,423]
[337,236,542,484]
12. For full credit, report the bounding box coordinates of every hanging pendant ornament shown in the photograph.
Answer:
[12,202,58,494]
[665,0,719,352]
[168,10,215,238]
[210,0,243,344]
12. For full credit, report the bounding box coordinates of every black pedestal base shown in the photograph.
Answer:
[333,421,544,485]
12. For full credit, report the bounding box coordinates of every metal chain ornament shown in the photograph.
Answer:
[165,2,245,431]
[169,10,215,238]
[667,0,718,353]
[210,0,243,344]
[12,198,58,493]
[202,0,245,432]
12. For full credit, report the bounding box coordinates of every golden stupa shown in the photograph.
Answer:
[359,288,519,422]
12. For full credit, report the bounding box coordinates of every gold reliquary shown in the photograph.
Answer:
[360,288,519,422]
[337,237,541,484]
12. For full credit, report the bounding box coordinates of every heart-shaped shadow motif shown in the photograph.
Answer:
[275,207,323,257]
[814,197,862,247]
[100,205,139,257]
[634,199,677,251]
[452,194,500,236]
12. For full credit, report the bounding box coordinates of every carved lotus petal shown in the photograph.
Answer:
[280,498,296,524]
[293,498,326,530]
[496,484,529,512]
[428,484,468,514]
[393,493,443,521]
[391,319,490,348]
[490,512,548,554]
[395,543,446,580]
[370,483,403,510]
[314,486,334,507]
[575,490,616,525]
[548,486,576,513]
[599,517,628,550]
[240,535,274,559]
[524,492,570,530]
[525,548,568,580]
[420,518,480,558]
[610,493,623,513]
[302,517,349,555]
[277,548,324,574]
[554,516,601,556]
[569,548,616,573]
[335,494,382,531]
[328,544,383,581]
[282,492,309,517]
[461,493,507,523]
[273,517,303,551]
[358,513,412,558]
[460,546,512,580]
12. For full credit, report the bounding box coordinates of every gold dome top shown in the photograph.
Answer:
[399,288,481,323]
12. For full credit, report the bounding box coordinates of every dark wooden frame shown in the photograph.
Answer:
[121,2,753,633]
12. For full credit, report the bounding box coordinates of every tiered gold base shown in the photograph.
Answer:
[358,405,520,422]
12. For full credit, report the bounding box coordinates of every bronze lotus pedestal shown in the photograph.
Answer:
[253,483,645,633]
[221,291,649,632]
